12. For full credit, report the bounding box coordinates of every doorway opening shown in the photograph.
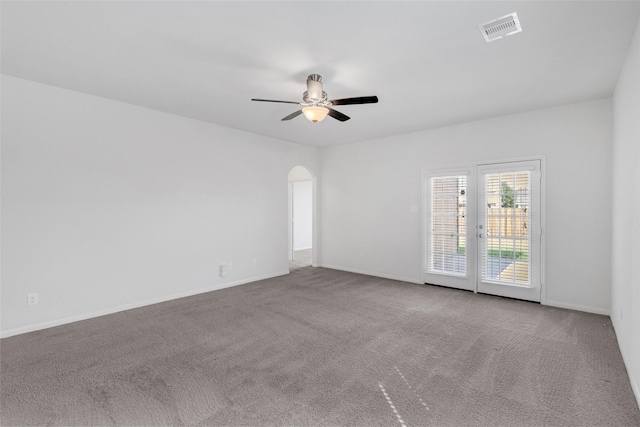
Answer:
[288,166,315,271]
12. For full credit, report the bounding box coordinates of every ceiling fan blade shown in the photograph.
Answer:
[327,108,350,122]
[252,98,300,105]
[329,96,378,106]
[281,110,303,121]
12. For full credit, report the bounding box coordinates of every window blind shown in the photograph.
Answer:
[481,171,531,285]
[428,176,467,276]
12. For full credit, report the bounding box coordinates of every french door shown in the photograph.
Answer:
[423,167,477,291]
[424,160,542,302]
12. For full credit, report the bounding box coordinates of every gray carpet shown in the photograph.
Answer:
[1,266,639,426]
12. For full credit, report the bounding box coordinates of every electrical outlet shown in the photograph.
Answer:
[27,293,38,306]
[219,264,228,277]
[252,258,257,266]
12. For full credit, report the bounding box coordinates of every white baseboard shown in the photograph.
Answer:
[623,348,640,410]
[0,271,289,339]
[544,299,610,316]
[294,246,312,251]
[630,364,640,410]
[320,264,422,285]
[612,318,640,410]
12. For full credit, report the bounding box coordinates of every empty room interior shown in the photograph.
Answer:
[2,1,640,425]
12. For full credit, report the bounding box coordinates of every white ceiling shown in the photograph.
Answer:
[2,1,640,147]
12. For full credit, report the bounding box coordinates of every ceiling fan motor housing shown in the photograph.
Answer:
[306,74,327,103]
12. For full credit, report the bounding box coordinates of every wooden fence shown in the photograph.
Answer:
[486,208,528,238]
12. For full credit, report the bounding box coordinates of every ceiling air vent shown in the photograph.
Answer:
[479,12,522,43]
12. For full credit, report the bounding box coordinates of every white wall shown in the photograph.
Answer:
[293,181,312,251]
[612,16,640,407]
[288,166,313,182]
[0,75,318,337]
[320,99,613,314]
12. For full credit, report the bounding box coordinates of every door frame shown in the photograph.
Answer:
[422,156,547,304]
[288,181,295,261]
[287,166,318,268]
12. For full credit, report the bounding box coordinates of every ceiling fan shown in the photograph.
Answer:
[251,74,378,123]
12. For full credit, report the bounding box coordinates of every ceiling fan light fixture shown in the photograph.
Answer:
[302,106,329,123]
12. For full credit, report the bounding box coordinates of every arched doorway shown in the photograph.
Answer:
[288,166,315,271]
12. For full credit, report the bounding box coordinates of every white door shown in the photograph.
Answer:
[424,160,542,302]
[423,167,477,291]
[477,160,541,302]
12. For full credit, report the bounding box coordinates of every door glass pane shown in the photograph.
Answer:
[429,176,466,275]
[482,171,530,285]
